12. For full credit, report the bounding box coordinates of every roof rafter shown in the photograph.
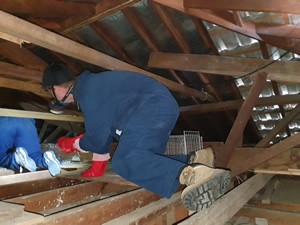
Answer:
[0,10,213,101]
[183,0,300,14]
[148,52,300,83]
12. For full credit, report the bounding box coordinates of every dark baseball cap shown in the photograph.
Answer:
[42,63,75,88]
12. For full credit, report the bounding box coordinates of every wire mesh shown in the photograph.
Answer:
[165,131,203,155]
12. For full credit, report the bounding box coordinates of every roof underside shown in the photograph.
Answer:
[0,0,299,147]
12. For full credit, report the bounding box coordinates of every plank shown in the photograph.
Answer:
[148,52,300,83]
[0,108,84,122]
[104,192,187,225]
[180,94,300,114]
[184,0,300,14]
[178,174,273,225]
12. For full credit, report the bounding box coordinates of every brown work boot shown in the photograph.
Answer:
[188,147,215,167]
[179,164,231,211]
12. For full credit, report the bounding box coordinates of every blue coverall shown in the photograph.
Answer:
[0,117,47,170]
[74,70,188,198]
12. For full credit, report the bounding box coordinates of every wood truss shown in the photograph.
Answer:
[0,0,300,224]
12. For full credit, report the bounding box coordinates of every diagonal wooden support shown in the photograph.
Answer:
[0,10,212,101]
[256,103,300,147]
[229,132,300,176]
[178,174,273,225]
[220,72,267,167]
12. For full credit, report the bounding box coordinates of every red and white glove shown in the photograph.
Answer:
[57,134,83,153]
[81,160,107,177]
[81,153,110,177]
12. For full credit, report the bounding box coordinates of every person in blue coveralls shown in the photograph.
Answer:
[0,116,61,176]
[42,63,231,212]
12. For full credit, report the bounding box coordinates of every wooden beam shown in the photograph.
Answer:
[234,206,300,225]
[222,73,267,166]
[256,24,300,39]
[179,174,273,225]
[152,0,262,40]
[37,189,160,225]
[0,0,95,19]
[258,35,300,55]
[7,181,136,215]
[61,0,141,34]
[0,108,84,122]
[0,61,42,83]
[228,132,300,176]
[256,104,300,147]
[0,77,49,98]
[180,94,300,114]
[0,202,44,224]
[183,0,300,14]
[254,148,300,175]
[148,52,300,83]
[104,192,187,225]
[0,10,211,101]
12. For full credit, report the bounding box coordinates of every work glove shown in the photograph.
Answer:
[81,160,107,177]
[57,134,83,153]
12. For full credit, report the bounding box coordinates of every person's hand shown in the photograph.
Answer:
[81,160,107,177]
[57,134,83,153]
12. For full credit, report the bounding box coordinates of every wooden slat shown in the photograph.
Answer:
[0,108,84,122]
[184,0,300,14]
[179,174,273,225]
[0,10,211,101]
[148,52,300,83]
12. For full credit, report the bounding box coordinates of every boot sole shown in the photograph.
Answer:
[181,170,231,211]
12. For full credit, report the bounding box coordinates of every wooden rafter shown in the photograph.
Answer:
[221,73,267,166]
[0,10,212,101]
[61,0,141,34]
[0,0,95,19]
[183,0,300,14]
[180,94,300,114]
[148,52,300,83]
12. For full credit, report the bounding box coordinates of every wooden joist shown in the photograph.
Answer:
[0,108,84,122]
[179,174,273,225]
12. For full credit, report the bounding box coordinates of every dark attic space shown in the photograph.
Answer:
[0,1,300,224]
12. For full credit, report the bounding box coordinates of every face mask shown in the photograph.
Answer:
[48,98,68,115]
